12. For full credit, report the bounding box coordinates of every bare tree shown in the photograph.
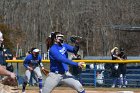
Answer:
[0,0,139,56]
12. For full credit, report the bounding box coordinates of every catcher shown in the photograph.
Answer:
[22,48,44,93]
[0,31,18,93]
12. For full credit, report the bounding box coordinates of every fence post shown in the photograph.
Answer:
[16,63,19,80]
[94,63,97,87]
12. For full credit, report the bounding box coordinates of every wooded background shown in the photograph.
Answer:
[0,0,140,57]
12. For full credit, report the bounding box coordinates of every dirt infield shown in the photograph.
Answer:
[18,87,140,93]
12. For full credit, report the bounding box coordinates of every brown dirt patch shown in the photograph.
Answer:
[18,87,140,93]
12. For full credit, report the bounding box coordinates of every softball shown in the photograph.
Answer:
[82,63,86,69]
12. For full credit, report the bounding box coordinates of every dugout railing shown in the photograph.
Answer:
[6,60,140,87]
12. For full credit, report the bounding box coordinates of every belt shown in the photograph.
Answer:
[52,71,68,74]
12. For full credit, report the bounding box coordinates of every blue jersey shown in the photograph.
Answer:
[24,54,42,69]
[49,43,78,74]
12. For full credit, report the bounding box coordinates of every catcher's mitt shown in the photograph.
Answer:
[0,77,19,93]
[1,76,18,86]
[42,69,49,76]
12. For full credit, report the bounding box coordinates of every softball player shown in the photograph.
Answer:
[43,32,85,93]
[110,47,121,88]
[22,48,44,93]
[118,48,127,88]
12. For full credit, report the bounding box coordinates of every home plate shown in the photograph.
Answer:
[117,91,134,93]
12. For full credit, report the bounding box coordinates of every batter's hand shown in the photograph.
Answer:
[78,62,85,68]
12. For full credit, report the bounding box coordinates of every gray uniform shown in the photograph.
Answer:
[43,71,84,93]
[25,66,42,83]
[22,53,43,93]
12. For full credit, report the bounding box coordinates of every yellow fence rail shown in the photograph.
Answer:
[6,59,140,87]
[6,60,140,63]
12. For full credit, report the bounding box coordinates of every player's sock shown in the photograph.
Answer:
[38,78,43,91]
[22,82,27,92]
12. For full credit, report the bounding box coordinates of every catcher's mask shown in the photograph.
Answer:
[32,49,40,57]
